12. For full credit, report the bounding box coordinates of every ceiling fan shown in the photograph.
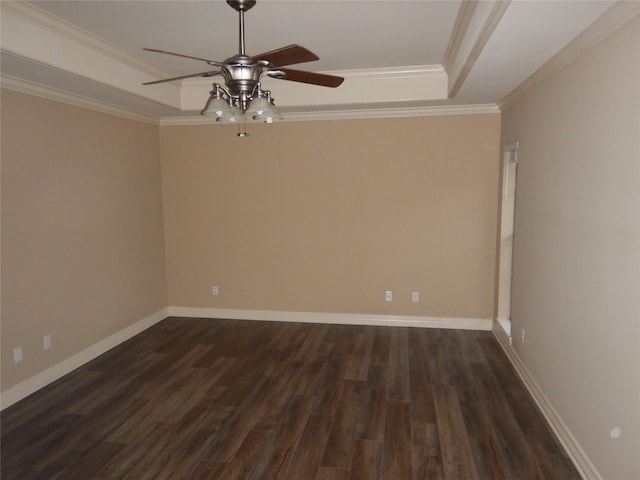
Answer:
[143,0,344,125]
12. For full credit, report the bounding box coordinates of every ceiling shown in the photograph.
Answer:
[0,0,622,123]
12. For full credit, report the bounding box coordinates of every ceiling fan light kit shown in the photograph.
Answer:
[143,0,343,132]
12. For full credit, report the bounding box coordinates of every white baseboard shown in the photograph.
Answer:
[491,320,603,480]
[496,316,512,338]
[0,307,490,411]
[0,307,169,410]
[168,306,493,331]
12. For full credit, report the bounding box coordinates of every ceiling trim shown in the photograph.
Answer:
[0,1,171,79]
[448,0,511,98]
[325,65,445,79]
[1,75,159,125]
[1,72,498,126]
[0,1,181,108]
[181,65,448,111]
[159,104,500,126]
[499,1,640,110]
[442,1,477,74]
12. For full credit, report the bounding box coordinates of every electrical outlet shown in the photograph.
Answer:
[212,286,219,296]
[520,329,526,344]
[412,291,419,303]
[43,334,52,350]
[13,347,23,363]
[385,290,393,302]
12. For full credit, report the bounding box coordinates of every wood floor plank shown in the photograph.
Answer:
[189,460,227,480]
[217,430,271,480]
[99,421,170,478]
[296,360,328,396]
[456,329,488,363]
[433,385,480,480]
[460,399,512,480]
[205,376,275,463]
[443,338,481,403]
[253,360,307,432]
[349,439,381,480]
[357,365,387,441]
[248,394,314,480]
[264,321,312,353]
[1,318,583,480]
[345,329,375,381]
[284,414,333,480]
[470,361,543,479]
[386,328,411,403]
[321,380,365,469]
[144,403,236,480]
[312,354,349,416]
[115,425,174,480]
[294,323,330,362]
[408,329,437,444]
[424,331,453,386]
[381,402,413,480]
[316,466,350,480]
[412,441,445,480]
[369,327,390,368]
[52,441,125,480]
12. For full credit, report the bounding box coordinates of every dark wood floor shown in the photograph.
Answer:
[1,317,580,480]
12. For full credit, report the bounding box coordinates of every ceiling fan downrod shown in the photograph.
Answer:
[227,0,256,56]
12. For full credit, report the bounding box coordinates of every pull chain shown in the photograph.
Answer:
[237,122,249,137]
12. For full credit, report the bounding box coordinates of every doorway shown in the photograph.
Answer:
[496,142,519,338]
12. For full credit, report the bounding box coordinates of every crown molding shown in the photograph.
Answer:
[0,1,181,108]
[1,75,159,125]
[443,1,477,74]
[2,72,497,125]
[0,1,170,79]
[448,0,511,98]
[180,64,449,111]
[328,64,445,79]
[159,103,499,126]
[499,1,640,110]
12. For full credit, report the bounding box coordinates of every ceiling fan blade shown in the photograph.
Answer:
[253,44,319,67]
[143,70,221,85]
[270,68,344,88]
[143,48,224,67]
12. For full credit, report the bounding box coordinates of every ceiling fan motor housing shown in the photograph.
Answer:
[221,54,268,98]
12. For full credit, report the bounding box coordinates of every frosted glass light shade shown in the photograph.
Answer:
[202,97,233,118]
[246,96,270,117]
[217,105,245,123]
[253,100,283,123]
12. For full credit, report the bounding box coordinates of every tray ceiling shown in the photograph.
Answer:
[1,0,629,123]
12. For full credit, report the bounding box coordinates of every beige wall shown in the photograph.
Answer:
[161,114,500,319]
[501,17,639,480]
[1,90,167,391]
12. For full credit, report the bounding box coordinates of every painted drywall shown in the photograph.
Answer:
[160,114,500,320]
[501,16,639,480]
[1,89,168,391]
